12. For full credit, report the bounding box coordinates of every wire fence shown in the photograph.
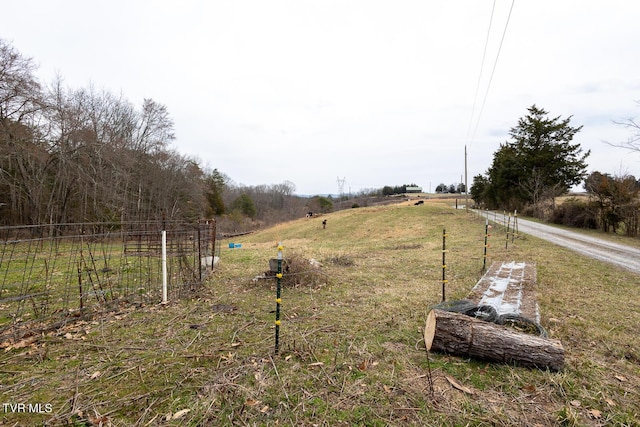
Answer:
[0,220,217,342]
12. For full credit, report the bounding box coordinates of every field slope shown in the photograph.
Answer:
[1,201,639,426]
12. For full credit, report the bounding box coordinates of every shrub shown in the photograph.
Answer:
[550,198,598,229]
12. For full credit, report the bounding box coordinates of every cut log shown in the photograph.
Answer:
[424,309,564,371]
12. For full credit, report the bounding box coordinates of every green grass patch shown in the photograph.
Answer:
[1,201,639,425]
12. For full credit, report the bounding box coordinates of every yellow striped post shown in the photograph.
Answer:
[442,229,447,302]
[483,219,490,272]
[274,242,283,354]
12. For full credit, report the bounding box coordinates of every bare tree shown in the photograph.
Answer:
[0,39,43,126]
[134,98,175,154]
[608,100,640,153]
[0,39,48,224]
[42,80,140,222]
[585,171,640,234]
[1,39,308,228]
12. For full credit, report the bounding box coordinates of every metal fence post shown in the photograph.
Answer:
[274,242,283,354]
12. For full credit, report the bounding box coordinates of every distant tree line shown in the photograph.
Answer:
[0,36,385,234]
[0,39,311,231]
[2,39,200,224]
[434,183,466,194]
[381,184,420,195]
[5,39,636,237]
[379,182,468,195]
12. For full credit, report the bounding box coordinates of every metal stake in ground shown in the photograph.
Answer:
[505,214,511,250]
[442,229,447,302]
[274,242,283,354]
[483,219,490,272]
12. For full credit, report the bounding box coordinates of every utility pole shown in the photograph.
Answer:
[464,145,469,212]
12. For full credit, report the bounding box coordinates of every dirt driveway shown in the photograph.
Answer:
[477,211,640,275]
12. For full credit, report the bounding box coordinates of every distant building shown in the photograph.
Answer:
[406,186,422,193]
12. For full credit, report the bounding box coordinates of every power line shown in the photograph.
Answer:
[469,0,516,147]
[466,0,497,146]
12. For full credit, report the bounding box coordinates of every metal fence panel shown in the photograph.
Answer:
[0,220,216,341]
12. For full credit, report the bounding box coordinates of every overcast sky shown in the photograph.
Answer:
[3,1,640,195]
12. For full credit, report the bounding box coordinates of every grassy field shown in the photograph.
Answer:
[0,237,204,330]
[1,200,639,426]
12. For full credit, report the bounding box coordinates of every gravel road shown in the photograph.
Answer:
[477,211,640,275]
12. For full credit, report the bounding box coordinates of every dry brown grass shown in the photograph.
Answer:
[1,202,639,426]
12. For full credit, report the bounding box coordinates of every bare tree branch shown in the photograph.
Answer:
[605,100,640,152]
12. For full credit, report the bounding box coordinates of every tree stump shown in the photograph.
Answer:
[424,309,564,371]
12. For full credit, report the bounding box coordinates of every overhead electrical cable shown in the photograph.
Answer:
[465,0,497,146]
[469,0,516,147]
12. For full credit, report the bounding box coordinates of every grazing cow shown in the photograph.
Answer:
[322,219,327,229]
[414,200,424,205]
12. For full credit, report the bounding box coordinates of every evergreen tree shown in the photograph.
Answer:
[479,105,589,210]
[470,174,490,206]
[232,194,256,218]
[205,169,226,215]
